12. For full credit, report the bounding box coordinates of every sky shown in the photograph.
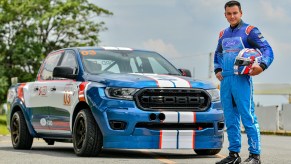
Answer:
[92,0,291,106]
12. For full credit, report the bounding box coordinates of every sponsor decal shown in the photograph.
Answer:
[40,118,47,126]
[222,37,244,50]
[39,86,47,96]
[40,118,53,126]
[224,39,239,47]
[257,33,266,42]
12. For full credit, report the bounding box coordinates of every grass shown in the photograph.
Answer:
[0,114,9,135]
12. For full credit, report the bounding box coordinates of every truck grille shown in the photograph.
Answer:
[134,88,211,111]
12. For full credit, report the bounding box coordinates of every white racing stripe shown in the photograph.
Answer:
[160,112,196,149]
[178,130,194,148]
[179,112,195,123]
[101,46,133,51]
[132,73,191,88]
[162,112,178,123]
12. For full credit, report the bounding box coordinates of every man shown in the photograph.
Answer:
[214,1,274,164]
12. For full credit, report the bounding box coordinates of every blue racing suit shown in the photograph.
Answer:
[214,20,274,155]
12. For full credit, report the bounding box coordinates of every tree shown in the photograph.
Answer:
[0,0,112,104]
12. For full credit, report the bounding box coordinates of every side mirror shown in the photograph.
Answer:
[178,69,192,77]
[53,66,77,79]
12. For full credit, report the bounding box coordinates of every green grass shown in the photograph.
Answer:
[0,114,9,135]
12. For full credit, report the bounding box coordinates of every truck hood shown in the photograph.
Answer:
[85,73,215,89]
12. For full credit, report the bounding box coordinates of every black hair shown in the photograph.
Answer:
[224,1,241,11]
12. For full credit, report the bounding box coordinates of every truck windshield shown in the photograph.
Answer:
[80,49,181,75]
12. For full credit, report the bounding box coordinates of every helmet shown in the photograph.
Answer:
[234,48,262,75]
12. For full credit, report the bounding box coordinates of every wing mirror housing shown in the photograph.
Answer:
[178,69,192,77]
[53,66,77,79]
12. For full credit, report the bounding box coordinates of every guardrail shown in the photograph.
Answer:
[240,104,291,135]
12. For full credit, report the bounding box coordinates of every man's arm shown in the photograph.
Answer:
[247,27,274,76]
[214,31,224,80]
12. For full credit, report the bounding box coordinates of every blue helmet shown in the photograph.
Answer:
[234,48,262,75]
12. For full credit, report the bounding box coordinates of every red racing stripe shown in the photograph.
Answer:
[79,82,89,102]
[193,112,196,149]
[159,130,163,149]
[17,83,26,103]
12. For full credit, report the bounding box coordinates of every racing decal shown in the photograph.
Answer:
[245,25,255,35]
[80,50,97,56]
[49,120,70,131]
[64,92,71,105]
[159,112,196,149]
[40,118,47,126]
[255,30,266,42]
[17,83,26,103]
[222,37,245,52]
[137,74,191,88]
[40,118,52,126]
[64,84,73,106]
[39,86,47,96]
[79,82,89,102]
[219,30,225,39]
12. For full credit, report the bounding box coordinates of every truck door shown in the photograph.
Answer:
[47,50,80,136]
[25,51,63,135]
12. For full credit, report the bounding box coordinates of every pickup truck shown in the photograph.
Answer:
[6,47,224,156]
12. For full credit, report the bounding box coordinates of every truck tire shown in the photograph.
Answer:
[73,109,103,156]
[10,111,33,149]
[194,149,221,155]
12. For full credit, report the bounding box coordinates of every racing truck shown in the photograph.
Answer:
[6,47,224,156]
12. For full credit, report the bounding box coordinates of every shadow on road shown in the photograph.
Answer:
[0,145,220,159]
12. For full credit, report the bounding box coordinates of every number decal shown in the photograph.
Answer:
[80,50,97,56]
[64,84,73,106]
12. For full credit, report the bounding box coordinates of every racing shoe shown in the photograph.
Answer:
[216,151,241,164]
[242,154,261,164]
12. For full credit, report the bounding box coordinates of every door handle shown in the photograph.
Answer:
[50,87,56,91]
[34,87,39,92]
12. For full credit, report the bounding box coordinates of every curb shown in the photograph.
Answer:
[260,130,291,136]
[242,130,291,136]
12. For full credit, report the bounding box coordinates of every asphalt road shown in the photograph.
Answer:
[0,133,290,164]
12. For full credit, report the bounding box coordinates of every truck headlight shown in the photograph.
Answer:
[105,87,139,100]
[206,89,220,102]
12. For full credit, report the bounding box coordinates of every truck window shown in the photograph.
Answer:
[60,50,78,73]
[40,52,62,80]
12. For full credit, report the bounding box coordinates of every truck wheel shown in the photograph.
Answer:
[73,109,103,156]
[10,111,33,149]
[194,149,221,155]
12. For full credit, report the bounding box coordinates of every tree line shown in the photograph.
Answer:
[0,0,112,104]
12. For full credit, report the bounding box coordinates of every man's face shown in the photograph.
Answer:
[225,5,242,27]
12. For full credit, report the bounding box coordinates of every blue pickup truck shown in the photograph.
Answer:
[6,47,224,156]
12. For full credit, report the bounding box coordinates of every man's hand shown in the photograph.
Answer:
[249,64,263,76]
[216,71,223,81]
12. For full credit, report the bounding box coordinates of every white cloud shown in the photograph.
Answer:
[142,39,181,58]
